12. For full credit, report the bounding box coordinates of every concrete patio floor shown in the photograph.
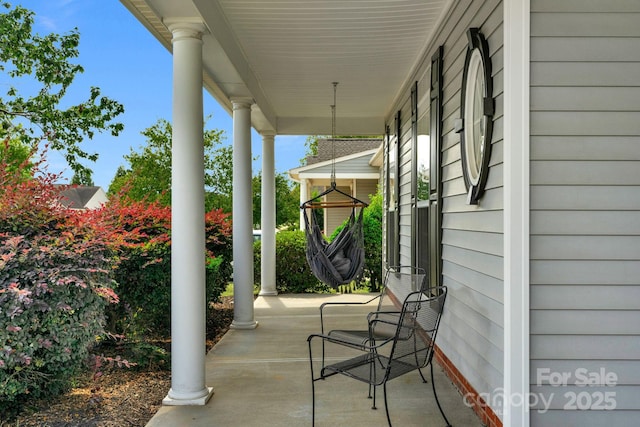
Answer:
[146,293,483,426]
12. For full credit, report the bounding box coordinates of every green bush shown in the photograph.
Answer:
[204,209,233,303]
[330,190,383,291]
[254,230,327,293]
[107,201,232,335]
[361,191,383,291]
[110,244,171,333]
[112,247,224,336]
[206,256,231,304]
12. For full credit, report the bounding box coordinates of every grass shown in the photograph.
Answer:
[221,283,260,298]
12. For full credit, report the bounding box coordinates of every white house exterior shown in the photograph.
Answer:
[289,138,381,235]
[121,1,640,425]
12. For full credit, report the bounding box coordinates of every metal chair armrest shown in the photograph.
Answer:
[319,294,382,333]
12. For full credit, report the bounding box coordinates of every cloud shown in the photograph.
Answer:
[28,0,82,33]
[37,15,59,32]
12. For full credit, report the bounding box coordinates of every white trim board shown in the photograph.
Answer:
[503,0,531,425]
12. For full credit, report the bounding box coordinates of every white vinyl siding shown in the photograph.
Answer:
[323,179,378,236]
[530,0,640,425]
[355,179,378,204]
[324,186,353,236]
[384,0,506,415]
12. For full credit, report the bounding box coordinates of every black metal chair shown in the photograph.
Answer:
[308,270,451,426]
[317,266,426,382]
[318,266,426,337]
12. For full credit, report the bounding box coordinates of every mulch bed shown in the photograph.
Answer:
[6,297,235,427]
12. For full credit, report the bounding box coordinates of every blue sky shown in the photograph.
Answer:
[12,0,308,189]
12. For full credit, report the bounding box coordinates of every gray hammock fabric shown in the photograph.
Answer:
[303,207,365,289]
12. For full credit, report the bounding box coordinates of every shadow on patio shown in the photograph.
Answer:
[146,294,482,427]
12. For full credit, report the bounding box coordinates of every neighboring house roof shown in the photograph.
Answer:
[289,148,380,182]
[369,144,384,168]
[56,185,108,210]
[304,138,382,165]
[290,138,382,237]
[290,138,382,182]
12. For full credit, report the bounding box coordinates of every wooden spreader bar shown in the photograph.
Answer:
[302,201,367,209]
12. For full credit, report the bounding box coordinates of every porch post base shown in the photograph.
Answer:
[258,290,278,296]
[230,320,259,330]
[162,387,214,406]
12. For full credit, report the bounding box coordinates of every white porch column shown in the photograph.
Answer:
[164,20,213,405]
[259,132,277,296]
[504,0,530,425]
[299,178,308,230]
[231,98,258,329]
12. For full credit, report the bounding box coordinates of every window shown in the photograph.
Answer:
[458,28,494,205]
[386,117,400,268]
[388,135,397,211]
[412,72,431,272]
[463,48,487,185]
[416,114,430,203]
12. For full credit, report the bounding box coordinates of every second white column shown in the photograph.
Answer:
[231,98,258,329]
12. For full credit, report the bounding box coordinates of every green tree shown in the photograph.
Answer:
[0,132,33,180]
[0,3,124,177]
[302,135,322,164]
[108,118,226,207]
[252,172,300,229]
[205,143,233,212]
[276,179,300,230]
[71,168,94,186]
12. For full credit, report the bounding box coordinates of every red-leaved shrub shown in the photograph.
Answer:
[0,144,234,416]
[98,193,232,334]
[0,149,119,414]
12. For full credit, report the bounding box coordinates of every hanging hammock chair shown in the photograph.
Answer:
[302,184,367,288]
[301,82,368,288]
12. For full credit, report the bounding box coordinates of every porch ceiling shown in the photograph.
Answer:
[120,0,449,135]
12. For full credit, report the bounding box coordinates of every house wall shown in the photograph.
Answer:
[355,179,378,204]
[323,180,378,236]
[529,1,640,425]
[437,0,505,417]
[384,0,505,420]
[304,152,378,175]
[325,186,353,236]
[85,189,108,209]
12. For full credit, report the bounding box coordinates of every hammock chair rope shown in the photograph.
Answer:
[301,82,368,288]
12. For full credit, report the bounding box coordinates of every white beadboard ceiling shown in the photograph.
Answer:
[120,0,449,135]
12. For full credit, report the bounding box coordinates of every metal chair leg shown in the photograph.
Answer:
[308,340,316,427]
[430,362,452,427]
[311,380,316,427]
[372,384,377,410]
[417,366,428,383]
[368,357,374,399]
[370,352,378,409]
[383,382,392,427]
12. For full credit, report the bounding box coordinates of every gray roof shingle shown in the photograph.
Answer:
[305,138,381,165]
[56,185,102,209]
